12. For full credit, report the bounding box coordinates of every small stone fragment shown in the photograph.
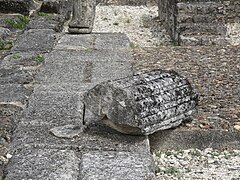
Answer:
[50,125,83,138]
[234,125,240,131]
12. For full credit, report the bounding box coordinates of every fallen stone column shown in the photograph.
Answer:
[83,69,198,135]
[68,0,96,34]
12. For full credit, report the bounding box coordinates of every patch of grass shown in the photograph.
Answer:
[32,54,44,63]
[129,42,139,49]
[0,40,14,50]
[190,149,202,157]
[37,12,49,16]
[164,166,179,175]
[4,15,30,29]
[12,53,21,59]
[155,166,161,174]
[113,22,119,26]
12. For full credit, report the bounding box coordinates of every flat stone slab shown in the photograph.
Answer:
[35,59,132,84]
[11,29,57,52]
[20,91,83,126]
[5,149,79,180]
[54,33,130,50]
[91,61,132,82]
[45,49,132,63]
[0,84,32,106]
[9,122,150,155]
[34,83,95,93]
[1,52,45,70]
[94,33,130,50]
[26,15,65,32]
[35,61,85,84]
[80,151,155,180]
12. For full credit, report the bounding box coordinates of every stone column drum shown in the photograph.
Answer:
[83,69,198,135]
[68,0,96,34]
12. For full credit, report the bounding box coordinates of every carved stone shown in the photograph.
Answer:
[68,0,96,34]
[83,69,198,135]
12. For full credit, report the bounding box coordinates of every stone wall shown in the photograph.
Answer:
[97,0,158,6]
[158,0,240,45]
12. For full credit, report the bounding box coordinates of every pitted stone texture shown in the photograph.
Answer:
[47,50,131,63]
[94,33,130,50]
[5,149,79,180]
[34,83,95,93]
[54,34,94,50]
[92,61,132,83]
[9,122,150,154]
[11,29,57,52]
[80,151,155,180]
[20,91,83,126]
[0,84,32,106]
[35,61,85,84]
[55,33,130,50]
[0,0,37,15]
[0,68,34,85]
[26,15,65,32]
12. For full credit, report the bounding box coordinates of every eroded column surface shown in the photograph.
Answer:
[68,0,96,34]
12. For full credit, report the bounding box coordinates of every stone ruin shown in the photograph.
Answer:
[159,0,240,45]
[64,0,240,45]
[84,69,198,135]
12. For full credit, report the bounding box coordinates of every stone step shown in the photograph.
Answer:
[177,0,223,3]
[177,2,224,16]
[9,122,151,155]
[179,34,228,46]
[80,151,155,179]
[19,91,83,127]
[54,33,130,51]
[177,14,225,24]
[5,149,80,180]
[178,23,227,36]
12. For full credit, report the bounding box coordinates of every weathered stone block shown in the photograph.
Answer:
[0,84,32,106]
[68,0,96,34]
[80,151,155,179]
[84,69,198,135]
[5,149,79,180]
[11,29,57,52]
[1,52,45,70]
[20,91,83,126]
[40,0,72,20]
[0,0,37,15]
[0,68,34,85]
[26,15,65,32]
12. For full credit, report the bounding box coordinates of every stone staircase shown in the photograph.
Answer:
[177,0,228,45]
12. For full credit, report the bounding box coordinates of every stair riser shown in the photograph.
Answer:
[179,35,228,46]
[178,14,225,23]
[178,23,227,36]
[177,2,224,16]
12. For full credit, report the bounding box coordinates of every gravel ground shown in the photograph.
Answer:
[154,148,240,179]
[93,5,172,47]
